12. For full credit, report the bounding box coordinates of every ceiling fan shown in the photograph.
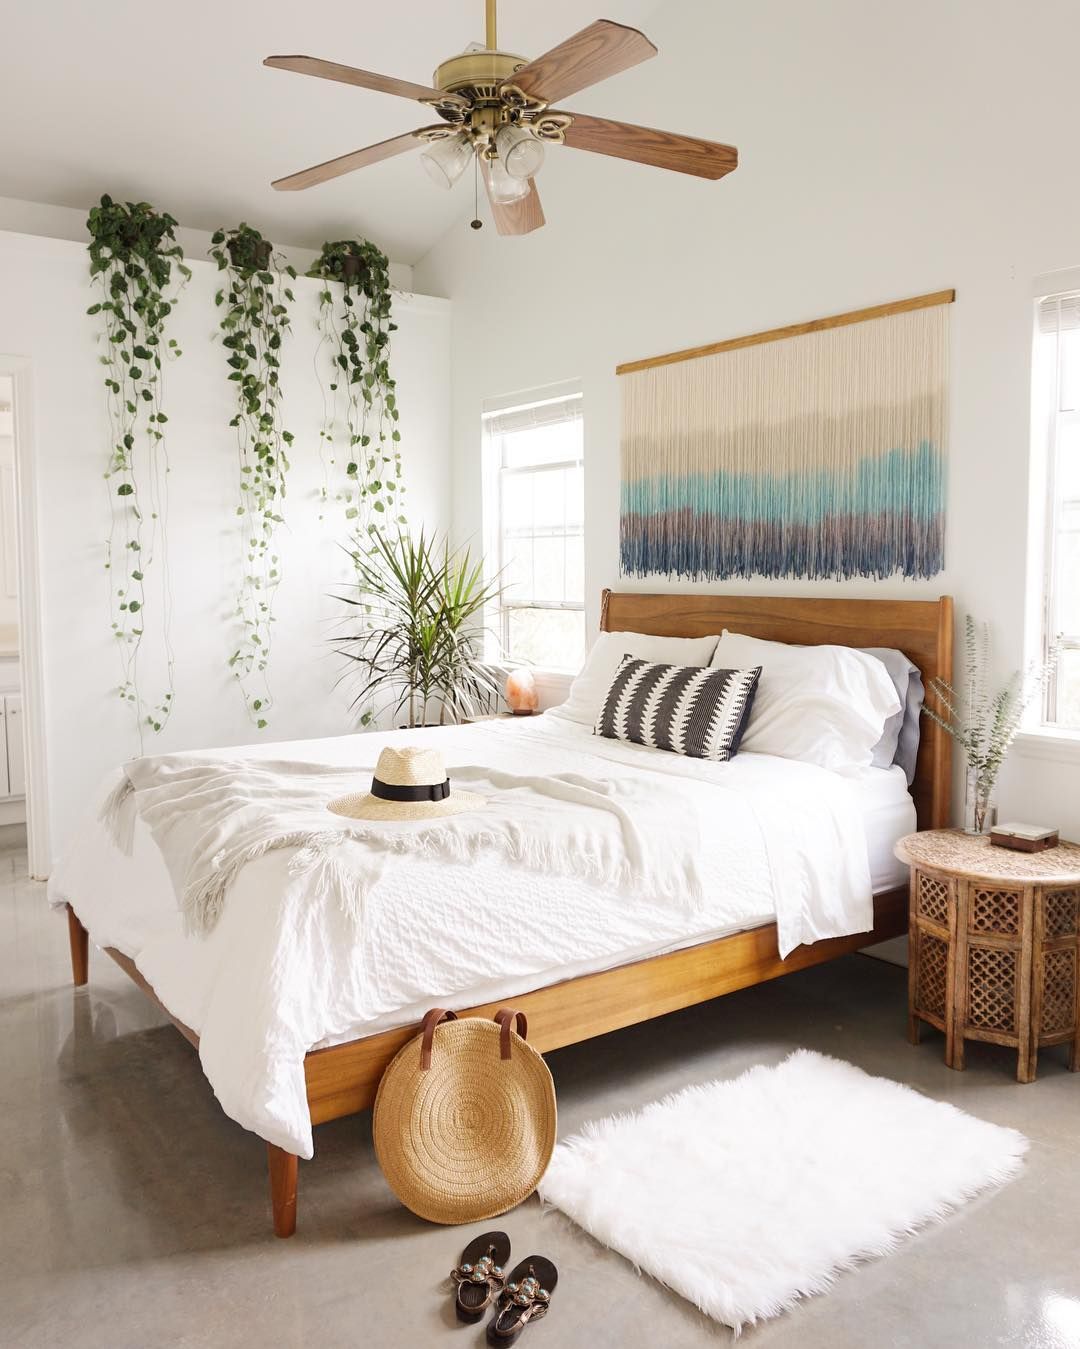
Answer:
[264,1,738,235]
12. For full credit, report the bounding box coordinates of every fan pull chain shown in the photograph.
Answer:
[470,155,483,231]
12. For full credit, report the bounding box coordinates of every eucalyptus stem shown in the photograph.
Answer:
[923,614,1060,803]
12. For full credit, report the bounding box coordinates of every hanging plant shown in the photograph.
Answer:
[308,240,404,563]
[86,194,190,743]
[210,223,296,729]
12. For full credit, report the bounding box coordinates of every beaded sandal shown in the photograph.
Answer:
[450,1231,510,1323]
[486,1256,558,1345]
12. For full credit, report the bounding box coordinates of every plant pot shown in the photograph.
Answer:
[227,237,272,272]
[341,253,367,283]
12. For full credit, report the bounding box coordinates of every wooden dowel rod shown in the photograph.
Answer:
[615,288,956,376]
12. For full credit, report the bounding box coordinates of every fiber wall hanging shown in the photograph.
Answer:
[618,290,953,582]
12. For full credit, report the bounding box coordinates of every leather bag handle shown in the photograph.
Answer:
[419,1008,458,1070]
[494,1007,528,1061]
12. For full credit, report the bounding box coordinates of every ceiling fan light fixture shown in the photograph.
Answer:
[482,153,530,205]
[496,124,545,179]
[420,132,473,189]
[264,14,739,231]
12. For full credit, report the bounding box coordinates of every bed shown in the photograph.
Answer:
[53,590,953,1237]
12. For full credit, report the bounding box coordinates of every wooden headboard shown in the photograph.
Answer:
[600,589,954,832]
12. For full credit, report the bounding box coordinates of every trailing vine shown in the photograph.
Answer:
[86,194,190,744]
[210,223,296,729]
[308,240,404,564]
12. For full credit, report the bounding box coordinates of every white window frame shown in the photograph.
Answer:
[1032,279,1080,730]
[481,382,584,672]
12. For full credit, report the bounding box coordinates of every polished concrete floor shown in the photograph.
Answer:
[5,846,1080,1349]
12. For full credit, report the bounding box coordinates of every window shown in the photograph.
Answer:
[482,385,584,671]
[1034,288,1080,728]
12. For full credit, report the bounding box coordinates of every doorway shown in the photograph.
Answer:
[0,359,49,878]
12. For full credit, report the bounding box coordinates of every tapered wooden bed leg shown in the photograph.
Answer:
[268,1143,298,1238]
[67,905,89,987]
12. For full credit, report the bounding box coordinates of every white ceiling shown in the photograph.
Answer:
[1,0,659,265]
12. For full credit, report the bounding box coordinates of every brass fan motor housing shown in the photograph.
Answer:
[433,49,527,100]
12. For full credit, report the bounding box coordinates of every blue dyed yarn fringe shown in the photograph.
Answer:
[620,444,945,581]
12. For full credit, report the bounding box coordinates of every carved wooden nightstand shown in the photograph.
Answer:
[895,830,1080,1082]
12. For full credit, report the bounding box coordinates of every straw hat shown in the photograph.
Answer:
[373,1009,557,1225]
[328,745,483,822]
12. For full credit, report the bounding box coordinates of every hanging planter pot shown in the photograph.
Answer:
[226,234,272,273]
[210,224,297,730]
[307,237,402,550]
[341,252,367,283]
[224,225,273,275]
[86,194,190,745]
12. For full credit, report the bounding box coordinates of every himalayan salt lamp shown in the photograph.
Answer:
[505,667,539,715]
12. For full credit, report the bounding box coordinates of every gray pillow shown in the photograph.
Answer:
[859,647,924,785]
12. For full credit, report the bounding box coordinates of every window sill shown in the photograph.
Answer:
[531,668,574,690]
[1012,728,1080,767]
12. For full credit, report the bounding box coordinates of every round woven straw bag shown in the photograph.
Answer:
[373,1008,556,1224]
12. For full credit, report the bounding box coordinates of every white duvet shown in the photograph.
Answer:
[49,716,902,1158]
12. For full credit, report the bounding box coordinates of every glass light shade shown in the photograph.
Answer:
[496,124,546,180]
[420,133,473,190]
[482,154,530,205]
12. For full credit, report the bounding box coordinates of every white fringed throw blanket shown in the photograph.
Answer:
[102,753,709,936]
[55,720,880,1157]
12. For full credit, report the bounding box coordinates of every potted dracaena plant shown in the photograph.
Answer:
[333,527,503,728]
[923,615,1060,834]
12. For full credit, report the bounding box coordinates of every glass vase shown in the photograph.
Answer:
[963,767,997,835]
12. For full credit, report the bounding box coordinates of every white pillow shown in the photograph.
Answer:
[549,630,721,726]
[709,630,901,772]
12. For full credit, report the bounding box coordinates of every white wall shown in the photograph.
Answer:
[415,0,1080,835]
[0,230,451,860]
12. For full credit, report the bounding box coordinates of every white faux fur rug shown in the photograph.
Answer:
[538,1050,1027,1332]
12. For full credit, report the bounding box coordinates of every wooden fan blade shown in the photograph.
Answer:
[557,112,738,180]
[504,20,656,104]
[264,55,466,107]
[272,131,422,191]
[484,176,546,236]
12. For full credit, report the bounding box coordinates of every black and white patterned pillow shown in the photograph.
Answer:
[594,656,762,761]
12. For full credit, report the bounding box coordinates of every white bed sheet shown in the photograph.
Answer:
[48,716,914,1155]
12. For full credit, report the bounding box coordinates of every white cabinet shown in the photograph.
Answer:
[0,692,23,801]
[0,435,15,604]
[0,706,8,797]
[5,695,24,797]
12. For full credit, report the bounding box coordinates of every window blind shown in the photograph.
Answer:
[1036,292,1080,334]
[482,393,583,437]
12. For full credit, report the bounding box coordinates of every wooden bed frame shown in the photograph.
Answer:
[65,590,953,1238]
